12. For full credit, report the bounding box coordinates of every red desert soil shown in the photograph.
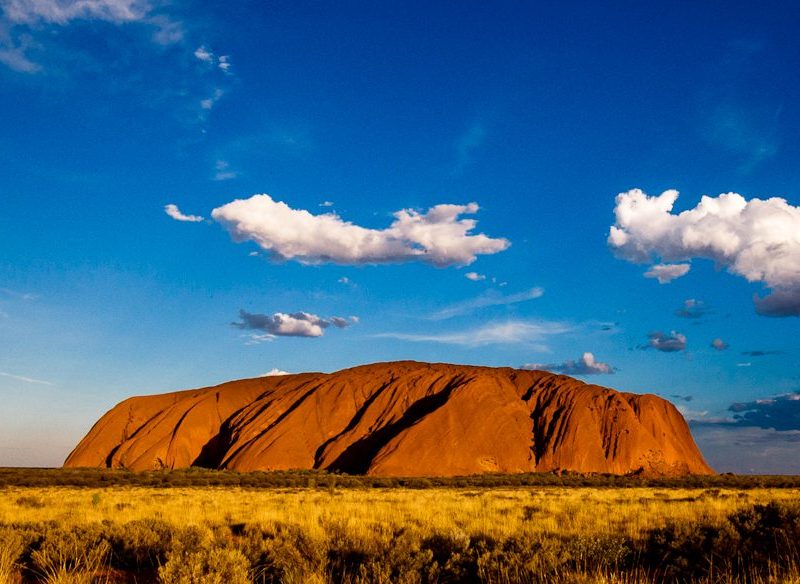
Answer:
[64,361,714,476]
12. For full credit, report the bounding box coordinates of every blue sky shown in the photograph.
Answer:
[1,0,799,472]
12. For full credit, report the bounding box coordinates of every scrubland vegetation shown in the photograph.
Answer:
[0,470,799,583]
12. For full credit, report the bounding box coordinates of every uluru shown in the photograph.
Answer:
[64,361,713,476]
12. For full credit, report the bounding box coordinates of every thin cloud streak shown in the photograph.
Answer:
[0,371,53,385]
[431,287,544,320]
[375,320,570,347]
[164,204,204,223]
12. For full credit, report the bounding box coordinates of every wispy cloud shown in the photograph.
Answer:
[0,0,183,73]
[376,319,570,348]
[0,24,39,72]
[0,0,232,131]
[213,160,237,181]
[671,394,694,403]
[0,371,52,385]
[643,263,691,284]
[0,287,36,301]
[431,287,544,320]
[200,88,225,111]
[164,204,204,223]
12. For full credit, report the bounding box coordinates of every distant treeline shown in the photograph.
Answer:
[2,467,800,489]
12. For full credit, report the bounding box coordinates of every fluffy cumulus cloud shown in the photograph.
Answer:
[711,338,729,351]
[521,352,615,375]
[644,263,691,284]
[164,204,204,223]
[609,189,800,316]
[644,331,687,352]
[211,194,509,267]
[233,309,356,339]
[465,271,485,281]
[261,368,290,377]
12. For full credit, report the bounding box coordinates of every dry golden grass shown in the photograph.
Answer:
[1,485,799,583]
[2,485,798,541]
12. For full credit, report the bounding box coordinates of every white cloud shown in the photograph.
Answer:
[0,29,39,72]
[148,14,182,45]
[200,88,224,110]
[213,160,237,181]
[0,0,191,76]
[2,0,150,25]
[261,368,290,377]
[217,54,231,73]
[375,320,570,348]
[320,201,335,207]
[234,309,356,339]
[644,330,687,352]
[522,352,616,375]
[644,263,691,284]
[0,371,52,385]
[609,188,800,316]
[465,271,485,281]
[164,203,204,223]
[194,45,232,73]
[0,287,36,301]
[431,287,544,320]
[211,194,510,267]
[194,45,213,63]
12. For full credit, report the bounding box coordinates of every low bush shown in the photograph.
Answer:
[158,526,249,584]
[29,524,110,584]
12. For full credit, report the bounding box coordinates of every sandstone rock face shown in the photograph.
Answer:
[64,361,714,476]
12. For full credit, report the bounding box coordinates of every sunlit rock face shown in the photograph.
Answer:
[65,361,714,476]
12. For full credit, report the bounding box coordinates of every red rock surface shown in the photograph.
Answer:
[64,361,714,476]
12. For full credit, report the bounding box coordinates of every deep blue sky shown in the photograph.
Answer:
[1,0,798,472]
